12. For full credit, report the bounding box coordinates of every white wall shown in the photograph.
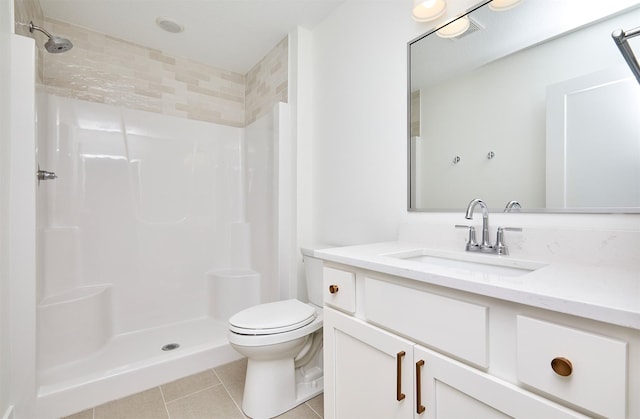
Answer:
[311,0,425,245]
[2,5,39,417]
[4,34,38,419]
[0,1,13,417]
[309,0,640,248]
[290,27,316,300]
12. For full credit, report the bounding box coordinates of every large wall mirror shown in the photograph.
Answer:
[408,0,640,213]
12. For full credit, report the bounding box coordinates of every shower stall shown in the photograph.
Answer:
[34,93,292,418]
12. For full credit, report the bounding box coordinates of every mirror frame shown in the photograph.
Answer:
[406,0,640,214]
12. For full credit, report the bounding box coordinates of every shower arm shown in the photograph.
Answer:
[29,21,54,39]
[612,26,640,84]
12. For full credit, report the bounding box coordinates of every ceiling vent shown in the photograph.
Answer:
[454,17,483,40]
[156,17,184,34]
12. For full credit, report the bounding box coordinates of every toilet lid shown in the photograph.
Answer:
[229,299,316,335]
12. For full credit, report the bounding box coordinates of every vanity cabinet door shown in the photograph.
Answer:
[324,307,415,419]
[414,346,588,419]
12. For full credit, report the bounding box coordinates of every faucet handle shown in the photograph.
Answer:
[455,224,478,250]
[502,227,523,232]
[495,227,522,256]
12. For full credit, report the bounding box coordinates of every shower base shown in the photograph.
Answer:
[36,316,242,419]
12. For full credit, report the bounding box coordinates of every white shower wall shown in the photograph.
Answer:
[35,93,288,416]
[37,93,247,333]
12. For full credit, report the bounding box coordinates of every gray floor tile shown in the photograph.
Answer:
[160,369,221,402]
[306,394,324,418]
[165,385,244,419]
[276,403,321,419]
[214,357,247,406]
[61,409,93,419]
[94,388,169,419]
[61,357,324,419]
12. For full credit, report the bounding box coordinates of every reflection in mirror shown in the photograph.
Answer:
[408,0,640,213]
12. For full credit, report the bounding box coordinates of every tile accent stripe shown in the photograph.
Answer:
[41,18,246,127]
[245,37,288,126]
[14,0,289,128]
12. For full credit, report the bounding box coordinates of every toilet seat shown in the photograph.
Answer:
[229,299,316,336]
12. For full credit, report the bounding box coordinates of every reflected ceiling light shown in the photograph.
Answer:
[488,0,523,12]
[412,0,446,22]
[436,15,470,38]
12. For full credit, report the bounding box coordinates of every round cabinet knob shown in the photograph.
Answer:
[329,284,339,294]
[551,357,573,377]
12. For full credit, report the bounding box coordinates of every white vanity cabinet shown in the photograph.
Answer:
[324,308,415,419]
[324,309,586,419]
[322,263,636,419]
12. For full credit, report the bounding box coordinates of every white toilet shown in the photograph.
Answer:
[227,247,324,418]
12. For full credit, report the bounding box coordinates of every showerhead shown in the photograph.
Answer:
[29,21,73,53]
[44,36,73,53]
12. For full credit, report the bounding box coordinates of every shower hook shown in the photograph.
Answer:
[37,164,57,185]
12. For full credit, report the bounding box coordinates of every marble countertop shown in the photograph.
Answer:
[314,241,640,331]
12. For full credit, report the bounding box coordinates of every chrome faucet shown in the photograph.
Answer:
[456,198,522,255]
[465,198,491,248]
[504,200,521,212]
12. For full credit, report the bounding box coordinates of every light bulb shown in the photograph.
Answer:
[412,0,446,22]
[436,16,470,38]
[488,0,523,12]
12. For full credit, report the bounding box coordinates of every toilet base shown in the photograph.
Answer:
[242,357,323,419]
[228,305,324,418]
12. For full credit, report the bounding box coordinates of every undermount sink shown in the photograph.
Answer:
[383,249,546,278]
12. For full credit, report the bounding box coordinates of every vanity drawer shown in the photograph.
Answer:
[363,277,488,367]
[516,316,627,418]
[323,267,356,314]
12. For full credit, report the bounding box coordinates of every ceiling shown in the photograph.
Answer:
[39,0,345,74]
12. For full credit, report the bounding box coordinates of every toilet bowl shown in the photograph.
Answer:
[227,248,325,419]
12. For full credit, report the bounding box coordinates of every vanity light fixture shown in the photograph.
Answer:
[436,15,470,38]
[412,0,446,22]
[488,0,522,12]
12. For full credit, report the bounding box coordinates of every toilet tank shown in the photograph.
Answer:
[301,247,327,307]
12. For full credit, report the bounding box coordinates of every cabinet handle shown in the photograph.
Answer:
[551,357,573,377]
[329,284,339,294]
[396,351,406,401]
[416,360,426,414]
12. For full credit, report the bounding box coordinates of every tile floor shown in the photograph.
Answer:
[62,358,324,419]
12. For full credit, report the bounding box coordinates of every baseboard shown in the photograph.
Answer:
[2,405,14,419]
